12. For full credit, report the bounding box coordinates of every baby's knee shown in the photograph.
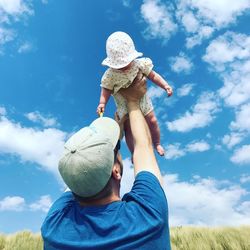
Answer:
[147,113,158,125]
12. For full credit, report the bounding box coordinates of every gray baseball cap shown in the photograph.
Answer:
[58,117,120,197]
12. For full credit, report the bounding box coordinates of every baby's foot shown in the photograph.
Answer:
[156,144,165,156]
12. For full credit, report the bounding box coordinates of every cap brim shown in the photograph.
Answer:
[90,117,120,149]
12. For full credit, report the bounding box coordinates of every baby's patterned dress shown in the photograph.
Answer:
[101,57,154,119]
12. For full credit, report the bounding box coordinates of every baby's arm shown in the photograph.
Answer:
[148,70,173,97]
[97,87,112,115]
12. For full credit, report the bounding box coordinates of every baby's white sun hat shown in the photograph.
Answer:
[102,31,143,69]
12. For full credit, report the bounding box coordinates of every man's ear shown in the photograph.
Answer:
[112,164,121,180]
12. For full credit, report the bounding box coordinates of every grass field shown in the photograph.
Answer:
[170,226,250,250]
[0,226,249,249]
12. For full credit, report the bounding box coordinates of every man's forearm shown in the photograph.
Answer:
[127,102,162,184]
[118,76,163,184]
[127,101,152,148]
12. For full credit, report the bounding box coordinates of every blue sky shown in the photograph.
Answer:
[0,0,250,233]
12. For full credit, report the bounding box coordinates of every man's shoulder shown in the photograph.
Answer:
[45,191,75,218]
[123,171,167,212]
[134,171,162,187]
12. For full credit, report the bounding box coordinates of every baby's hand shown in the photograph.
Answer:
[97,103,105,116]
[165,85,173,97]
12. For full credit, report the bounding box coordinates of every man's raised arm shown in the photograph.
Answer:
[119,78,163,185]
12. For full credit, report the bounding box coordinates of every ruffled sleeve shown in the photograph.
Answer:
[137,57,154,76]
[100,69,115,91]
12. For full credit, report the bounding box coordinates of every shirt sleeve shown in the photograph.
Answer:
[122,171,168,216]
[100,69,114,90]
[137,58,154,76]
[46,191,74,217]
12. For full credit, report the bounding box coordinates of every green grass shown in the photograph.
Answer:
[0,226,249,249]
[0,231,43,250]
[170,226,250,250]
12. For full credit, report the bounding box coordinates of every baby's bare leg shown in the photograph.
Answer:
[124,118,134,154]
[145,111,165,156]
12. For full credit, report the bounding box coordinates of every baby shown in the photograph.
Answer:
[97,31,173,156]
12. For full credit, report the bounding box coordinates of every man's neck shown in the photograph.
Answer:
[79,193,120,207]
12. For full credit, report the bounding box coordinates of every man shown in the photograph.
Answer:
[41,77,171,250]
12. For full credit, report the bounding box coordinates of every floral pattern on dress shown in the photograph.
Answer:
[101,57,154,119]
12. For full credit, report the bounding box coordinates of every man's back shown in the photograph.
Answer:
[42,172,171,250]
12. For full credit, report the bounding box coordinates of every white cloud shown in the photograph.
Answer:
[176,0,250,48]
[219,71,250,107]
[169,52,193,74]
[203,32,250,108]
[165,143,186,160]
[230,145,250,165]
[203,32,250,160]
[121,169,250,225]
[222,132,244,149]
[120,158,134,196]
[164,174,250,226]
[25,111,58,127]
[0,114,66,175]
[29,195,52,212]
[186,140,210,152]
[0,196,25,211]
[165,140,210,160]
[147,86,165,100]
[218,96,250,160]
[177,83,194,97]
[0,0,33,17]
[240,174,250,184]
[203,32,250,71]
[167,112,209,132]
[167,92,219,132]
[189,0,250,27]
[18,41,33,53]
[122,0,131,7]
[179,11,199,33]
[140,0,250,48]
[185,26,214,48]
[206,133,212,139]
[0,195,52,212]
[176,4,214,48]
[0,0,33,53]
[41,0,48,4]
[237,201,250,218]
[214,144,223,151]
[0,27,15,45]
[230,104,250,132]
[0,106,6,115]
[140,0,177,42]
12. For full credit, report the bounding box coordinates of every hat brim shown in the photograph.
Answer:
[90,117,120,149]
[102,51,143,69]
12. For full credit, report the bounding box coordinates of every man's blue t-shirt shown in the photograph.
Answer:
[41,171,171,250]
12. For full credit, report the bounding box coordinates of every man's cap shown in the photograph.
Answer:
[58,117,120,198]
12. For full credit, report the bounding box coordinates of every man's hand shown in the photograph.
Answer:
[119,75,147,103]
